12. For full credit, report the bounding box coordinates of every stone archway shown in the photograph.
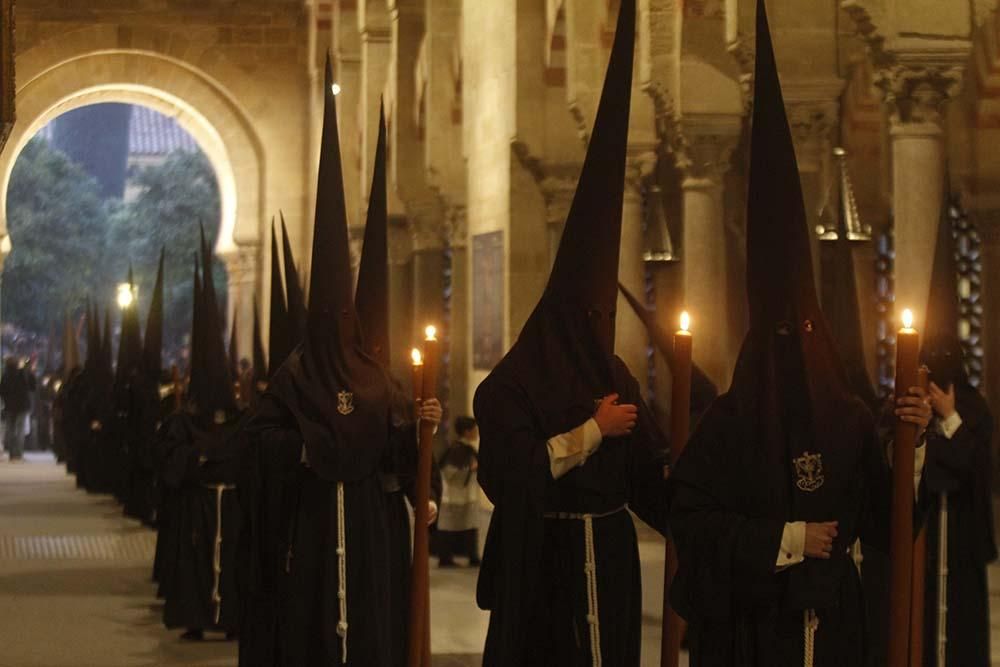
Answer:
[0,48,267,354]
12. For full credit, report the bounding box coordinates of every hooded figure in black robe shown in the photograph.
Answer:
[65,302,98,479]
[115,266,146,511]
[917,195,996,667]
[267,220,293,379]
[280,213,308,349]
[82,308,115,493]
[473,2,671,664]
[53,311,82,467]
[669,3,929,665]
[251,296,267,402]
[238,59,424,667]
[158,236,245,638]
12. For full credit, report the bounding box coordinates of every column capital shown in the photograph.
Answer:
[877,61,966,126]
[674,115,742,183]
[444,205,468,249]
[410,217,446,252]
[219,242,258,287]
[625,147,658,193]
[784,94,841,174]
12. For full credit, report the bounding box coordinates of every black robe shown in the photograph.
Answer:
[475,356,669,666]
[157,412,244,632]
[920,385,996,666]
[238,384,421,667]
[670,393,903,666]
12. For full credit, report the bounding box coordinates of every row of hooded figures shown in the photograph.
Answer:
[46,1,996,665]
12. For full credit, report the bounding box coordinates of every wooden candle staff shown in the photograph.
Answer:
[909,365,930,667]
[888,309,920,667]
[661,312,692,667]
[408,326,439,667]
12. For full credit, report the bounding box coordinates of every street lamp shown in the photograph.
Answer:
[116,283,137,310]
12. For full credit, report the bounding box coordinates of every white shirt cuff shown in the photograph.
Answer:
[547,418,603,479]
[776,521,806,570]
[939,412,963,440]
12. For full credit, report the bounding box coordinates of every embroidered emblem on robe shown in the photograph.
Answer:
[337,390,355,415]
[793,451,824,492]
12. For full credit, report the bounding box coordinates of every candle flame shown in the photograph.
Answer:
[902,309,914,329]
[411,348,423,365]
[680,311,691,333]
[425,325,437,341]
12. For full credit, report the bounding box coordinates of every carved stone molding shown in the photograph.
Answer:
[876,62,966,126]
[444,205,467,248]
[410,215,446,252]
[625,149,658,194]
[220,243,259,288]
[674,115,742,183]
[0,0,14,154]
[785,97,840,173]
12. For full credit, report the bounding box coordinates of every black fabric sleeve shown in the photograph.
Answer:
[625,383,670,538]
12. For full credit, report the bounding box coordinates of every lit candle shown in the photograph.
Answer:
[662,311,693,667]
[888,308,921,667]
[421,326,440,401]
[411,348,424,404]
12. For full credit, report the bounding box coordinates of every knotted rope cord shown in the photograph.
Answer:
[803,608,819,667]
[205,483,236,625]
[584,514,602,667]
[336,482,348,663]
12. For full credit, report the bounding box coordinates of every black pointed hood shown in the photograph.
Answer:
[476,0,636,442]
[617,284,718,416]
[280,213,308,346]
[228,310,239,382]
[266,56,390,483]
[355,104,390,367]
[921,192,967,388]
[194,225,236,415]
[62,310,81,378]
[187,253,203,405]
[143,249,165,377]
[84,299,97,374]
[824,216,879,411]
[267,220,292,375]
[252,296,267,383]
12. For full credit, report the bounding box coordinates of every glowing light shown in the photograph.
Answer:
[411,348,423,366]
[116,283,135,309]
[425,325,437,341]
[901,309,914,330]
[680,311,691,333]
[331,83,342,96]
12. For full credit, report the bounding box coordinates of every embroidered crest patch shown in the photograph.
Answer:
[793,451,824,492]
[337,390,355,416]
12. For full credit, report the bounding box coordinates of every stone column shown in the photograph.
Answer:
[411,219,446,347]
[616,150,657,395]
[677,118,741,389]
[446,207,470,415]
[387,215,415,387]
[878,64,964,329]
[221,243,258,365]
[786,92,841,291]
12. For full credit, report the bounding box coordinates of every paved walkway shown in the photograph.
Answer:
[0,455,998,666]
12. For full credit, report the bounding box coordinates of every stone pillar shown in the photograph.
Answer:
[221,243,258,366]
[616,151,657,395]
[387,215,415,386]
[446,207,470,415]
[677,119,741,389]
[411,221,446,348]
[878,65,964,329]
[786,92,841,291]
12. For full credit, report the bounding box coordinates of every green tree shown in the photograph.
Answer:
[3,137,110,333]
[104,150,226,361]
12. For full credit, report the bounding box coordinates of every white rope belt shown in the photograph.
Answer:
[803,608,819,667]
[202,483,236,625]
[542,505,625,667]
[336,482,348,664]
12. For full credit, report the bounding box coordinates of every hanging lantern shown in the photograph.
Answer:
[817,147,871,243]
[643,183,679,263]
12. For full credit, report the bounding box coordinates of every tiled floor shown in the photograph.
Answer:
[0,454,998,666]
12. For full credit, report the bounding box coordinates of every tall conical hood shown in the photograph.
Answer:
[355,104,390,367]
[617,283,718,415]
[62,310,80,378]
[84,299,97,373]
[824,216,878,410]
[267,220,292,375]
[188,254,203,403]
[228,311,239,382]
[921,191,966,387]
[195,224,236,414]
[306,57,361,353]
[252,296,267,382]
[266,55,391,483]
[142,248,165,377]
[475,0,636,446]
[280,213,307,346]
[540,0,636,366]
